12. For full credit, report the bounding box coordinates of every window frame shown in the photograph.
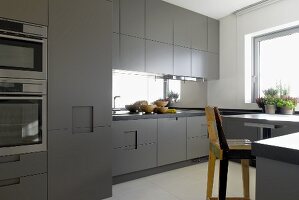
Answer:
[252,26,299,101]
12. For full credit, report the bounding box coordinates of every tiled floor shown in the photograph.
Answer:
[105,161,256,200]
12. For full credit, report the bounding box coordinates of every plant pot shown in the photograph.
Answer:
[264,105,276,114]
[279,107,294,115]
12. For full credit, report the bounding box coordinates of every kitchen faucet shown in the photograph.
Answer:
[113,96,121,109]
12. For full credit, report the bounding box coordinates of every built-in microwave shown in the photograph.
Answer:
[0,78,47,156]
[0,18,47,80]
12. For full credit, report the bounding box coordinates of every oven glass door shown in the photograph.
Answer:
[0,36,43,72]
[0,98,42,148]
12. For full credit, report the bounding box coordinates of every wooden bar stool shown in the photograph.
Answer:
[205,107,255,200]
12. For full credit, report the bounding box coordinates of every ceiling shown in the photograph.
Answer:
[162,0,264,19]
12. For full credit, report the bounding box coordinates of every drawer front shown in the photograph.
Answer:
[0,173,47,200]
[112,143,157,176]
[187,137,209,159]
[187,116,207,138]
[0,152,47,180]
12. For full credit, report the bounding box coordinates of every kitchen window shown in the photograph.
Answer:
[252,26,299,101]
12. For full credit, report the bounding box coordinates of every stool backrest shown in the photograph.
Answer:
[205,106,229,151]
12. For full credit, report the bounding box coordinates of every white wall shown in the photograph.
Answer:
[208,0,299,109]
[174,81,207,108]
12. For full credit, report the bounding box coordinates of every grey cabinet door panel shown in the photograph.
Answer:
[0,0,48,25]
[208,18,219,54]
[207,53,219,80]
[174,46,191,76]
[191,49,208,78]
[120,35,145,72]
[0,152,47,181]
[120,0,145,38]
[190,13,207,51]
[271,125,299,137]
[0,173,47,200]
[158,118,187,166]
[146,0,174,44]
[187,137,209,159]
[113,0,120,33]
[146,40,173,75]
[173,7,191,48]
[113,33,120,69]
[112,143,157,176]
[48,127,112,200]
[223,118,258,141]
[187,116,207,138]
[49,0,112,130]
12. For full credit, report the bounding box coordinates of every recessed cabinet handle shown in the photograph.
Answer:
[135,130,138,150]
[0,178,20,187]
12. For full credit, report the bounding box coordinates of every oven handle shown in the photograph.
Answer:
[0,33,45,43]
[0,96,44,100]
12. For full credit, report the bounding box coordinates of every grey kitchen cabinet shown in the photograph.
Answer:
[113,33,120,69]
[146,0,174,44]
[208,18,219,54]
[222,118,259,141]
[120,34,145,72]
[158,117,187,166]
[49,0,112,131]
[207,52,219,80]
[48,127,112,200]
[173,7,192,48]
[191,49,208,78]
[0,152,47,181]
[113,0,119,33]
[112,119,157,176]
[174,46,191,77]
[0,0,48,25]
[190,13,208,51]
[0,173,47,200]
[120,0,145,38]
[187,116,209,159]
[146,40,173,75]
[271,125,299,137]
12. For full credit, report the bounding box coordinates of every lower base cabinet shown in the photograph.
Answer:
[0,173,47,200]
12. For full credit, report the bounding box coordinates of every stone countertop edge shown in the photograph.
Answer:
[112,111,205,121]
[252,132,299,166]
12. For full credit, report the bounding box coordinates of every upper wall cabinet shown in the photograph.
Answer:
[190,13,208,51]
[208,18,219,54]
[146,0,174,44]
[113,0,119,33]
[173,7,192,48]
[120,0,145,38]
[174,46,191,77]
[0,0,48,25]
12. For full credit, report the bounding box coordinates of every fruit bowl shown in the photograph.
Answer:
[140,104,157,113]
[154,100,168,107]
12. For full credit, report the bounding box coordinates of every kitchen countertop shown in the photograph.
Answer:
[252,132,299,165]
[112,110,205,121]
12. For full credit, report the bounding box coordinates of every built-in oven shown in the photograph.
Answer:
[0,78,46,156]
[0,18,47,80]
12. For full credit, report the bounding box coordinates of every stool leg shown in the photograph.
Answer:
[218,159,229,200]
[241,159,250,199]
[206,150,216,199]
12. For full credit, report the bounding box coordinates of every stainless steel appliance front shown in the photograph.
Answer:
[0,78,47,156]
[0,18,47,80]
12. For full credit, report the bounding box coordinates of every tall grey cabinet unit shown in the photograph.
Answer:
[158,118,187,166]
[187,117,209,159]
[120,0,145,38]
[48,0,112,200]
[208,18,219,54]
[0,0,48,25]
[113,0,120,33]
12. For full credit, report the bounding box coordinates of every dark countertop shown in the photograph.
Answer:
[252,132,299,165]
[112,110,205,121]
[223,113,299,125]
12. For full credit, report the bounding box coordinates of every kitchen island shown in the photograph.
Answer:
[252,133,299,200]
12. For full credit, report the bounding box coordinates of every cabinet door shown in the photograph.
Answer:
[48,127,112,200]
[49,0,112,131]
[146,0,174,44]
[174,46,191,76]
[112,33,120,69]
[120,35,145,72]
[191,49,208,78]
[190,13,208,51]
[0,0,48,25]
[173,7,191,48]
[113,0,119,33]
[146,40,173,75]
[271,125,299,137]
[187,116,209,159]
[208,18,219,54]
[120,0,145,38]
[158,118,187,166]
[207,53,219,80]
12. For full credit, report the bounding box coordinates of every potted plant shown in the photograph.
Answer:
[263,88,279,97]
[276,97,297,115]
[256,97,265,112]
[167,91,179,107]
[264,97,277,114]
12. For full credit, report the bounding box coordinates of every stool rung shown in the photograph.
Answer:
[209,197,250,200]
